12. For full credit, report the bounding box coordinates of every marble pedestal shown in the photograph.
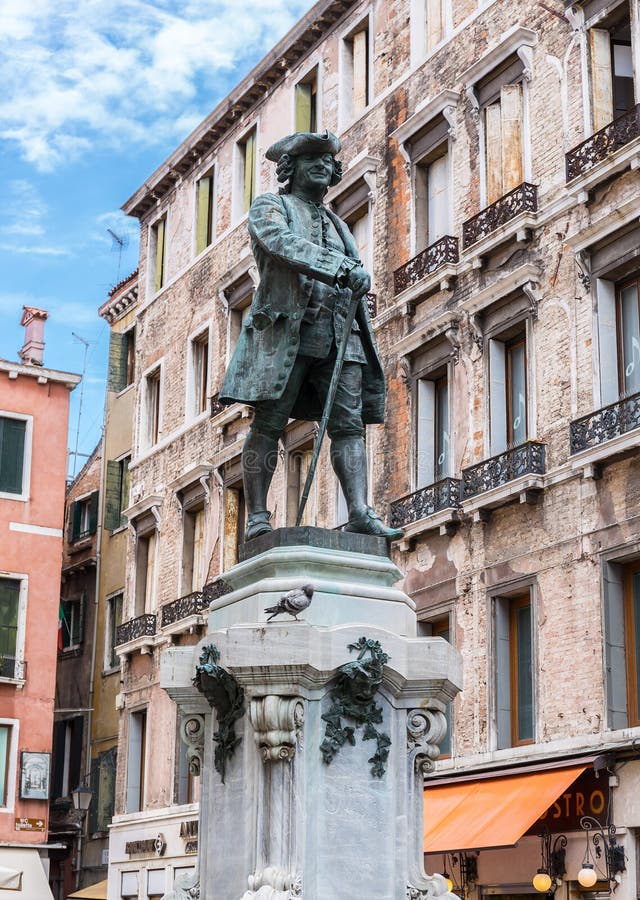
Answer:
[161,528,462,900]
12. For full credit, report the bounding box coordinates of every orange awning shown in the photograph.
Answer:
[424,765,587,853]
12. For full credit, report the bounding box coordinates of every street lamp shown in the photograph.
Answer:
[532,827,567,895]
[577,816,625,891]
[71,783,93,813]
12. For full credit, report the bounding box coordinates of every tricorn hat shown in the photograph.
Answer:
[265,130,341,162]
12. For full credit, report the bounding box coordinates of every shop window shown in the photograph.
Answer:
[196,169,215,254]
[182,505,205,595]
[68,491,99,542]
[126,709,147,813]
[0,578,21,679]
[416,370,450,488]
[142,365,162,448]
[494,591,534,749]
[589,5,635,131]
[135,528,158,616]
[147,869,165,900]
[295,68,318,133]
[120,871,139,898]
[88,746,117,835]
[489,329,528,454]
[59,596,84,650]
[0,724,12,807]
[107,327,135,393]
[0,413,29,498]
[151,216,167,293]
[51,716,84,799]
[236,127,257,218]
[187,329,210,418]
[341,20,370,123]
[104,456,130,531]
[105,593,123,670]
[604,558,640,728]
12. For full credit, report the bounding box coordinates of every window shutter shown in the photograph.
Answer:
[154,218,166,293]
[70,501,82,542]
[107,331,127,393]
[77,592,86,644]
[196,176,212,255]
[603,563,628,729]
[88,491,99,535]
[500,83,523,193]
[104,461,122,531]
[597,279,619,405]
[295,82,312,133]
[495,597,511,750]
[485,102,503,204]
[69,716,84,791]
[416,379,436,488]
[0,417,26,495]
[51,721,67,799]
[489,339,508,454]
[427,152,450,243]
[352,30,368,114]
[426,0,443,52]
[243,133,256,213]
[590,28,614,131]
[120,458,130,528]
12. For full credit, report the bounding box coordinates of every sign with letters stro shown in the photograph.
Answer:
[526,769,610,834]
[15,817,46,832]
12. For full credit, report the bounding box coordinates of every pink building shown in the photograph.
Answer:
[0,308,80,897]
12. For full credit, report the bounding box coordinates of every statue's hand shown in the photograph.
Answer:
[346,265,371,299]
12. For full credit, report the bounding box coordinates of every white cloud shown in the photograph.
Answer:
[0,0,316,171]
[0,180,46,237]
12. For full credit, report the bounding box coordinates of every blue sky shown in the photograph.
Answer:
[1,0,315,477]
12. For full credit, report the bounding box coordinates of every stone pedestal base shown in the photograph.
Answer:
[161,530,462,900]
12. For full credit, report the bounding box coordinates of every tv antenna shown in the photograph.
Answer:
[69,332,95,478]
[107,228,129,283]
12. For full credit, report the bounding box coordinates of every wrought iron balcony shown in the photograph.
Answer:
[366,292,377,319]
[161,591,208,627]
[566,104,640,182]
[393,236,459,295]
[210,392,225,417]
[570,391,640,454]
[203,578,232,604]
[461,441,546,499]
[462,182,538,249]
[116,613,156,646]
[390,477,461,529]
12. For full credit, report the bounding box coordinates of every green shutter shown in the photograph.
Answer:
[70,501,82,542]
[196,176,212,255]
[243,132,256,212]
[0,417,26,495]
[295,82,312,132]
[88,491,99,535]
[120,458,130,528]
[107,332,127,393]
[104,461,122,531]
[154,218,166,293]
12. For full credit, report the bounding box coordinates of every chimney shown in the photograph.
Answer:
[19,306,48,367]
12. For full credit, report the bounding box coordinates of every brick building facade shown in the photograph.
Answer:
[108,0,640,897]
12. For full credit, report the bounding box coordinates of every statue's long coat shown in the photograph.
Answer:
[219,192,386,424]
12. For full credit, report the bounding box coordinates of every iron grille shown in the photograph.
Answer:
[461,441,546,499]
[462,182,538,249]
[565,104,640,181]
[161,591,208,627]
[393,236,459,295]
[210,392,225,417]
[570,391,640,454]
[116,613,156,646]
[389,477,462,528]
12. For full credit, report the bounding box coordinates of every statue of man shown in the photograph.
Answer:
[219,130,403,542]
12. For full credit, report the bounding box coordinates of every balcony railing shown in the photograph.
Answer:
[565,104,640,182]
[389,477,461,529]
[393,236,459,295]
[161,591,208,627]
[462,182,538,249]
[570,391,640,454]
[116,613,156,646]
[461,441,546,499]
[210,393,225,417]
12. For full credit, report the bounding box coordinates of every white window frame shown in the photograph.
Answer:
[193,162,217,258]
[232,122,259,225]
[140,360,164,451]
[0,573,28,684]
[410,0,453,65]
[125,706,148,814]
[0,718,19,811]
[292,62,322,133]
[133,524,159,617]
[414,361,454,489]
[0,411,33,502]
[179,497,207,598]
[146,210,169,300]
[185,323,212,424]
[338,11,373,130]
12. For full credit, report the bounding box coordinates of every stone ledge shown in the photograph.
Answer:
[239,525,388,562]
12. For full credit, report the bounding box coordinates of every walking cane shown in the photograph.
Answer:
[295,287,365,526]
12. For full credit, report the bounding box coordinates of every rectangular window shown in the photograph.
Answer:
[152,217,167,293]
[238,129,257,216]
[196,171,215,255]
[489,330,528,454]
[590,11,634,131]
[107,328,135,393]
[623,563,640,726]
[416,372,450,488]
[105,456,130,531]
[483,83,524,205]
[189,331,209,418]
[343,24,370,122]
[0,724,10,807]
[105,593,123,669]
[415,148,450,251]
[126,709,147,813]
[60,596,84,650]
[69,491,99,542]
[147,869,165,900]
[135,530,157,616]
[346,207,372,277]
[0,415,26,496]
[223,480,246,571]
[182,506,205,595]
[411,0,447,60]
[0,579,19,679]
[495,592,534,749]
[88,746,117,835]
[51,715,83,799]
[617,276,640,397]
[144,367,162,447]
[287,445,313,527]
[224,272,255,361]
[295,69,318,133]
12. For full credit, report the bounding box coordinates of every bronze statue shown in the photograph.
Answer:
[220,130,403,542]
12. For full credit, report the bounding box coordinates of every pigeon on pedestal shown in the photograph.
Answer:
[264,584,314,621]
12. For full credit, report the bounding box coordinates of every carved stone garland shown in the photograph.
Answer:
[320,636,391,777]
[192,643,245,783]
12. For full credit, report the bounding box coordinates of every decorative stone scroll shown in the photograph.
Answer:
[193,643,245,783]
[241,868,303,899]
[407,706,447,775]
[179,714,205,777]
[249,696,304,762]
[320,636,391,777]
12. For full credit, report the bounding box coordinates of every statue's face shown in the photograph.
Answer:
[290,152,334,193]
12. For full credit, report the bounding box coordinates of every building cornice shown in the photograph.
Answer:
[0,359,81,389]
[99,271,139,323]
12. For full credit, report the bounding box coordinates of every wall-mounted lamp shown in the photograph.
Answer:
[532,827,567,895]
[441,851,479,897]
[577,816,625,892]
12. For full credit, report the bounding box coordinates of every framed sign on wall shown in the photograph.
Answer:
[20,752,50,800]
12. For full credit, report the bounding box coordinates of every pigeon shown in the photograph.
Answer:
[265,584,314,621]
